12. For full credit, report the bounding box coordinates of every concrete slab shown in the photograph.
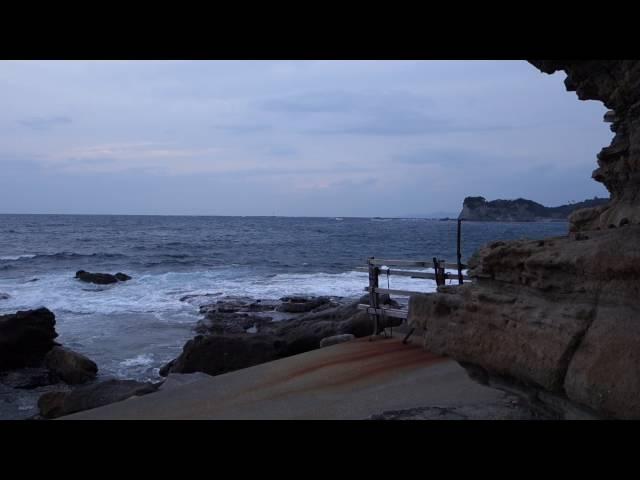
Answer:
[63,335,505,420]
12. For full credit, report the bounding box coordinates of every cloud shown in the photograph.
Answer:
[19,115,72,131]
[261,90,512,136]
[212,124,272,134]
[393,148,507,167]
[262,92,357,114]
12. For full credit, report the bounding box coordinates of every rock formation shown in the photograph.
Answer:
[0,308,58,370]
[408,60,640,419]
[0,307,104,419]
[459,196,608,222]
[160,294,401,377]
[530,60,640,231]
[44,346,98,385]
[75,270,131,285]
[38,379,159,419]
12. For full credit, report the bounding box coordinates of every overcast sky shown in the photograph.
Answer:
[0,60,611,217]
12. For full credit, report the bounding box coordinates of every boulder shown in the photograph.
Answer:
[44,346,98,385]
[320,334,355,348]
[0,308,58,371]
[161,334,282,377]
[0,293,10,300]
[38,379,160,419]
[75,270,131,285]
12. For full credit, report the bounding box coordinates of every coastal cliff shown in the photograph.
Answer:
[410,60,640,419]
[459,196,608,222]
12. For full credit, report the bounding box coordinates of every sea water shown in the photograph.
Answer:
[0,214,568,382]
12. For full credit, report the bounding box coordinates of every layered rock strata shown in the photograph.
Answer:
[409,61,640,419]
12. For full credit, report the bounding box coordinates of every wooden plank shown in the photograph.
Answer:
[365,287,432,297]
[356,267,469,281]
[368,259,467,269]
[356,304,408,319]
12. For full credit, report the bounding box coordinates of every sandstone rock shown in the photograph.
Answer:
[0,308,58,371]
[410,223,640,419]
[38,379,159,419]
[44,346,98,385]
[75,270,131,285]
[530,60,640,231]
[369,395,541,420]
[320,334,355,348]
[157,372,211,391]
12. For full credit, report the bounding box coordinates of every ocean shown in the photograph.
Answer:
[0,214,568,383]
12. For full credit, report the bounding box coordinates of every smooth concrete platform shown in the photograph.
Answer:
[64,335,504,420]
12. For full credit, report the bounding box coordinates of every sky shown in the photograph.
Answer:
[0,60,611,217]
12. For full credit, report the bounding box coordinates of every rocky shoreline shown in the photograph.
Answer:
[1,290,404,419]
[159,293,401,378]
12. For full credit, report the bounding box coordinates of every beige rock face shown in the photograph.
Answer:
[410,60,640,420]
[530,60,640,231]
[409,60,640,419]
[410,227,640,418]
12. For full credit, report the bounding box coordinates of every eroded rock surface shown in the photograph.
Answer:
[530,60,640,231]
[408,61,640,419]
[161,294,401,377]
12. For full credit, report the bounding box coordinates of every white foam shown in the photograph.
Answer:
[119,353,154,368]
[0,267,464,318]
[0,254,36,261]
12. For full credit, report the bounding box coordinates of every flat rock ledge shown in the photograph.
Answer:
[368,395,545,420]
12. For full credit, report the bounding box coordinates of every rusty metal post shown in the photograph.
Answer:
[367,256,380,339]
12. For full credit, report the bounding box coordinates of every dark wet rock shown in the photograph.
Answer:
[75,270,131,285]
[162,294,403,377]
[320,334,355,348]
[179,292,222,302]
[0,308,58,371]
[0,368,55,389]
[44,346,98,385]
[276,296,331,313]
[162,334,282,377]
[0,293,9,300]
[38,379,160,419]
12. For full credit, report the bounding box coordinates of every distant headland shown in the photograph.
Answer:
[459,196,609,222]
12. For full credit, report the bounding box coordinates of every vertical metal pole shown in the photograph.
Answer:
[368,257,380,339]
[433,257,444,286]
[457,218,464,285]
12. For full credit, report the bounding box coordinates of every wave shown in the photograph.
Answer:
[0,252,127,262]
[0,254,37,261]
